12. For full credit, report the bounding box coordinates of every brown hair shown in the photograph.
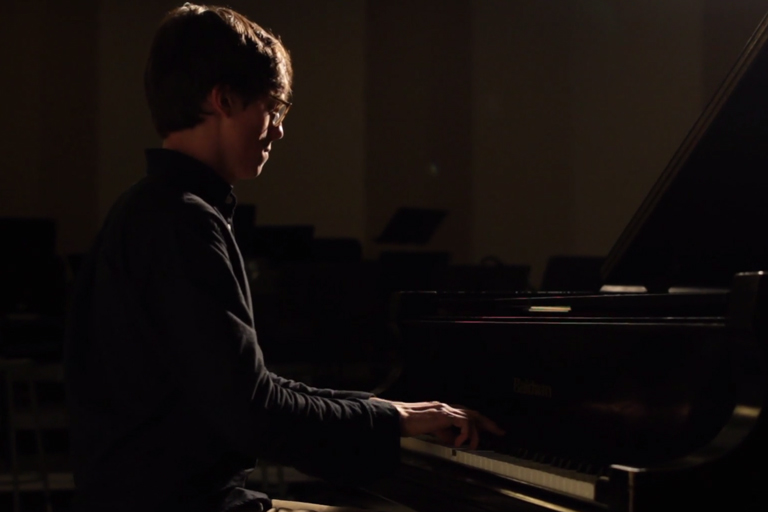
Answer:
[144,3,292,138]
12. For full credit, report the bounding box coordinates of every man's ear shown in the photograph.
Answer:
[207,85,239,117]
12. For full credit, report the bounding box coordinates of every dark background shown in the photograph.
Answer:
[3,0,767,285]
[2,1,768,509]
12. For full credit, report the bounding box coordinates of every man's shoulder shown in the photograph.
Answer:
[117,176,222,225]
[93,177,227,259]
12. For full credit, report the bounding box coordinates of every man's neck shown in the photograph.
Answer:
[162,129,234,184]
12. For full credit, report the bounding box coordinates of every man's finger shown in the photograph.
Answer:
[469,422,480,450]
[475,415,506,436]
[453,418,470,447]
[449,403,476,412]
[462,409,505,436]
[408,401,444,411]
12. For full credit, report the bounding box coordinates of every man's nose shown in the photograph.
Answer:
[270,123,285,141]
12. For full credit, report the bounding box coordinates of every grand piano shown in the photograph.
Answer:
[361,9,768,512]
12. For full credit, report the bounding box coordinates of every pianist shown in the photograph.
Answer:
[63,4,503,512]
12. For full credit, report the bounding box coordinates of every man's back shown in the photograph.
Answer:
[65,149,271,511]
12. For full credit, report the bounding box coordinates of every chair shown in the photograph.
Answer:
[0,358,70,512]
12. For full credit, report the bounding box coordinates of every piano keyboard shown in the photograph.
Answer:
[401,437,599,501]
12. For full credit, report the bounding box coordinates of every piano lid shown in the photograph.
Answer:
[602,10,768,291]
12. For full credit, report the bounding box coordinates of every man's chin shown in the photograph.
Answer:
[240,165,264,179]
[233,159,266,180]
[253,157,268,177]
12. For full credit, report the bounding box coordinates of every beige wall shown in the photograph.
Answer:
[365,0,473,262]
[567,0,704,262]
[702,0,768,94]
[97,0,170,225]
[0,0,45,220]
[471,0,573,283]
[1,0,99,255]
[2,0,767,287]
[471,0,767,285]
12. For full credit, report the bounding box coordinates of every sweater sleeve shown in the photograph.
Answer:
[153,200,400,482]
[269,372,373,400]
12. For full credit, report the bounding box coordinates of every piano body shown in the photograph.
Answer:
[367,279,767,512]
[363,9,768,512]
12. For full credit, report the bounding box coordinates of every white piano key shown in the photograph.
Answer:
[401,437,597,501]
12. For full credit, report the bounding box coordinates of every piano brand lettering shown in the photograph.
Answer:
[513,378,553,398]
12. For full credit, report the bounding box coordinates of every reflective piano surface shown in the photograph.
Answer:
[363,272,768,512]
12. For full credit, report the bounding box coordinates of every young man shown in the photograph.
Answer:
[64,4,503,512]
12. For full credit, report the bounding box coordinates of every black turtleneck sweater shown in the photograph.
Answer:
[64,149,401,512]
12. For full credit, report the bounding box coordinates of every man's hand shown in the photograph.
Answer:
[371,398,505,450]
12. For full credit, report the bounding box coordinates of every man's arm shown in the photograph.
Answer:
[149,199,502,481]
[148,200,400,481]
[268,373,372,400]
